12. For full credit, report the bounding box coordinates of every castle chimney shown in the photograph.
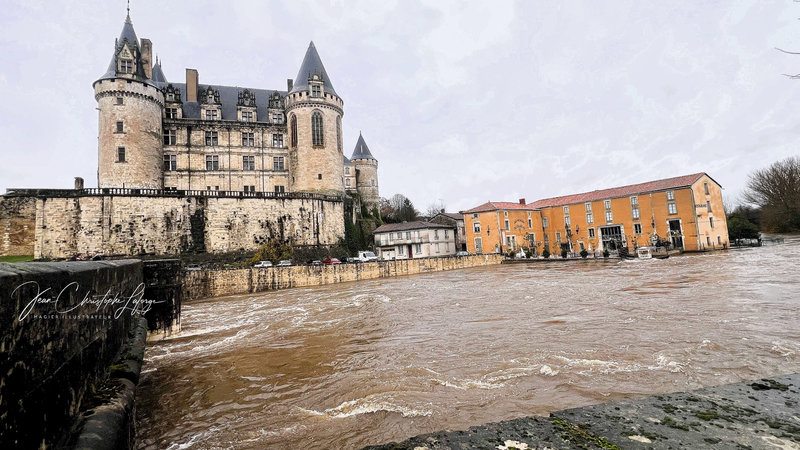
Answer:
[287,79,294,91]
[186,69,198,102]
[141,38,153,79]
[519,198,526,205]
[440,209,445,213]
[74,177,84,190]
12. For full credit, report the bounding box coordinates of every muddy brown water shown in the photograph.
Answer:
[136,237,800,449]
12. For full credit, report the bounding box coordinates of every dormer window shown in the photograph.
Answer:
[205,110,218,120]
[311,85,321,97]
[166,92,174,101]
[120,59,133,74]
[242,111,254,122]
[272,113,283,124]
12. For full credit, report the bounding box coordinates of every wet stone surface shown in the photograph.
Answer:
[364,374,800,449]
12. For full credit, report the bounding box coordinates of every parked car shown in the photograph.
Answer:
[253,260,273,268]
[277,260,292,267]
[323,258,341,265]
[455,251,472,257]
[310,260,322,266]
[346,257,357,263]
[185,264,202,271]
[356,251,378,262]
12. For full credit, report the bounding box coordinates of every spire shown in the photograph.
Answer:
[289,41,337,96]
[350,133,376,161]
[96,8,147,83]
[151,57,167,83]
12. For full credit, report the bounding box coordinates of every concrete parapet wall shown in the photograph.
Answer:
[0,260,142,449]
[183,254,503,300]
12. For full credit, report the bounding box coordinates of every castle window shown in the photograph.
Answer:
[371,179,375,186]
[165,107,178,119]
[345,178,351,187]
[317,173,322,180]
[163,129,176,145]
[273,157,285,171]
[311,112,324,146]
[274,185,285,193]
[117,147,126,162]
[272,134,283,148]
[163,154,176,171]
[272,113,283,124]
[242,132,255,147]
[205,155,219,171]
[120,59,133,74]
[336,116,342,152]
[634,223,642,234]
[116,121,124,133]
[290,115,297,147]
[116,97,124,105]
[243,185,255,193]
[205,131,218,146]
[205,109,218,120]
[241,111,253,122]
[242,156,255,171]
[166,92,174,101]
[311,85,321,97]
[345,167,350,175]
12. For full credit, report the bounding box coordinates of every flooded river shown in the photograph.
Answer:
[136,238,800,449]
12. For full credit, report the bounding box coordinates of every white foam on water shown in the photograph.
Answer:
[165,426,221,450]
[771,341,798,357]
[298,394,432,419]
[648,354,684,373]
[540,365,559,376]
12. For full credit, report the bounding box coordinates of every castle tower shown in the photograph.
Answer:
[350,132,379,206]
[285,42,344,195]
[93,11,164,189]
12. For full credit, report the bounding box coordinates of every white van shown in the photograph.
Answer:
[356,251,378,262]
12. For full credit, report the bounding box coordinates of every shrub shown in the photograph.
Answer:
[602,249,610,258]
[580,249,589,258]
[560,249,568,258]
[542,248,551,259]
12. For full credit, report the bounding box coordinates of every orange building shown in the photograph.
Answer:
[461,200,540,254]
[462,173,729,255]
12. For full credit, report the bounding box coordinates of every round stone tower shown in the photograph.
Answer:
[351,132,379,207]
[94,12,163,189]
[285,42,344,195]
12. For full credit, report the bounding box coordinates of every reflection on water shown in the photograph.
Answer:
[136,237,800,449]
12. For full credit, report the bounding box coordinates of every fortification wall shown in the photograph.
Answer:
[0,196,36,256]
[33,193,344,259]
[184,254,504,300]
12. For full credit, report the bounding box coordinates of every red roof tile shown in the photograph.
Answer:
[526,173,708,209]
[461,201,538,214]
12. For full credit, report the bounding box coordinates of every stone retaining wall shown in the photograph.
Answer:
[184,254,504,300]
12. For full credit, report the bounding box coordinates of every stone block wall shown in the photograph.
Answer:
[34,194,344,259]
[183,254,503,300]
[0,260,142,449]
[0,196,36,256]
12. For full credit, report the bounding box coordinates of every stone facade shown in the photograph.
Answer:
[32,191,343,259]
[0,196,36,256]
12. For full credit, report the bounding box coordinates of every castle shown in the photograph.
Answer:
[96,10,379,201]
[0,10,380,259]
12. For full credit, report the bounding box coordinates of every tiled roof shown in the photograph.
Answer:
[526,173,707,209]
[289,41,337,96]
[433,212,463,221]
[374,221,453,233]
[461,201,537,214]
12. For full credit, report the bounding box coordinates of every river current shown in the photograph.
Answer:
[136,237,800,449]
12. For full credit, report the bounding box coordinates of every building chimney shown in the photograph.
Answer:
[141,38,153,79]
[74,177,84,190]
[519,198,526,205]
[287,79,294,91]
[186,69,199,102]
[440,209,445,213]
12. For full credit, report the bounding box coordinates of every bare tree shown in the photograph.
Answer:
[742,156,800,232]
[424,200,446,219]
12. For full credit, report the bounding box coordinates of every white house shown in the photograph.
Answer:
[373,221,457,260]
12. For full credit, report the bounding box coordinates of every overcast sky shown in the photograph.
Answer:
[2,0,799,212]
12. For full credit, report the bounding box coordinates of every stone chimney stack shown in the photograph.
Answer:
[519,198,526,205]
[74,177,84,190]
[186,69,198,102]
[440,209,445,213]
[287,79,293,91]
[141,38,153,79]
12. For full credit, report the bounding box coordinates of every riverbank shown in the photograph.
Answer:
[365,373,800,449]
[183,254,504,300]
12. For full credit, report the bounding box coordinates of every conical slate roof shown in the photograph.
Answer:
[289,41,337,96]
[343,155,353,165]
[97,12,150,84]
[151,58,167,82]
[350,132,376,161]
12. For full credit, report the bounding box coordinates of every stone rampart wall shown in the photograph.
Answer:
[0,196,36,256]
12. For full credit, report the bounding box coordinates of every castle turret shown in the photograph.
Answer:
[350,132,379,206]
[285,42,344,194]
[93,11,164,189]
